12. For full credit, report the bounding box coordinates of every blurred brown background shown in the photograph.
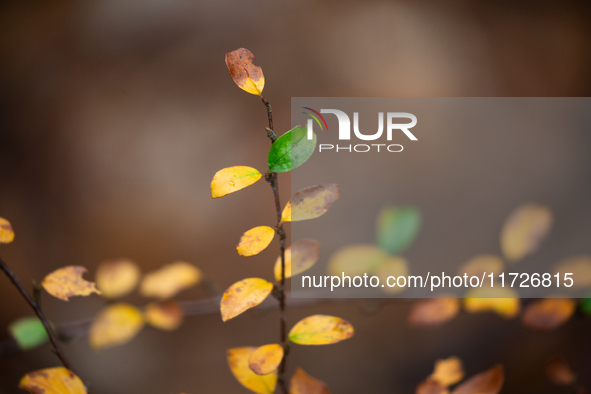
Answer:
[1,1,591,393]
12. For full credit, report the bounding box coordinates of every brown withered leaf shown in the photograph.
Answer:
[451,365,504,394]
[522,298,575,330]
[546,357,576,386]
[19,367,87,394]
[416,379,449,394]
[42,266,101,301]
[408,298,460,327]
[225,48,265,96]
[290,368,331,394]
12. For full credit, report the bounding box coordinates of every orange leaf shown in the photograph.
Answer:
[145,301,184,331]
[228,347,277,394]
[225,48,265,96]
[221,278,273,322]
[20,367,87,394]
[95,259,140,299]
[42,266,101,301]
[140,261,202,299]
[286,184,339,222]
[248,344,284,375]
[290,368,331,394]
[408,298,460,327]
[274,239,320,281]
[288,315,354,345]
[522,298,575,330]
[500,203,552,262]
[416,379,449,394]
[237,226,275,257]
[211,166,262,198]
[0,217,15,244]
[89,303,144,349]
[546,357,576,386]
[430,357,464,387]
[451,365,504,394]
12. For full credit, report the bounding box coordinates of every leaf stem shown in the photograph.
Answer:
[262,96,289,394]
[0,256,74,372]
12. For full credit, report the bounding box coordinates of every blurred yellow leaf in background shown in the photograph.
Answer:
[145,301,184,331]
[552,256,591,289]
[89,303,144,349]
[140,261,202,299]
[522,298,575,330]
[328,244,388,277]
[458,255,504,278]
[225,48,265,96]
[96,259,140,299]
[248,343,284,375]
[0,217,15,244]
[211,166,262,198]
[42,266,101,301]
[408,298,460,327]
[20,367,87,394]
[464,287,520,318]
[288,315,354,345]
[221,278,273,322]
[430,356,464,387]
[500,203,552,262]
[374,256,409,294]
[228,347,277,394]
[237,226,275,257]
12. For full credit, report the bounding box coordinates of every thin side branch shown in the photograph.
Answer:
[0,256,74,371]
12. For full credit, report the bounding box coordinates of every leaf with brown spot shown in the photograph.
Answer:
[328,244,388,277]
[288,315,354,345]
[408,298,460,327]
[237,226,276,257]
[221,278,273,322]
[416,379,449,394]
[0,217,15,244]
[274,239,320,281]
[451,365,504,394]
[140,261,202,299]
[552,256,591,289]
[42,266,101,301]
[458,255,504,278]
[96,259,140,299]
[290,368,331,394]
[546,357,576,386]
[464,287,521,318]
[89,303,144,349]
[20,367,87,394]
[500,203,552,262]
[522,298,575,330]
[145,301,184,331]
[225,48,265,96]
[287,184,339,222]
[228,347,277,394]
[211,166,262,198]
[430,357,464,387]
[248,344,284,375]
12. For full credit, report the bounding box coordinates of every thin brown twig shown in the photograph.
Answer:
[0,256,74,372]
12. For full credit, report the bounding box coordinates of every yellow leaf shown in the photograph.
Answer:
[42,266,101,301]
[522,298,575,330]
[552,255,591,289]
[408,298,460,327]
[274,239,320,281]
[225,48,265,96]
[458,255,504,278]
[281,202,291,222]
[221,278,273,322]
[145,301,184,331]
[19,367,87,394]
[374,256,409,294]
[248,343,284,375]
[464,287,520,318]
[288,315,354,345]
[0,217,15,244]
[89,303,144,349]
[140,261,202,299]
[327,244,388,277]
[95,259,140,299]
[288,184,339,222]
[500,203,552,262]
[211,166,262,198]
[228,347,277,394]
[290,368,330,394]
[237,226,275,257]
[430,357,464,387]
[451,365,504,394]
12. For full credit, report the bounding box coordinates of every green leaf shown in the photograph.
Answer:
[581,293,591,315]
[9,317,49,350]
[268,126,316,173]
[376,206,421,254]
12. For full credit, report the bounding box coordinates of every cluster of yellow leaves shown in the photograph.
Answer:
[19,367,87,394]
[417,359,503,394]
